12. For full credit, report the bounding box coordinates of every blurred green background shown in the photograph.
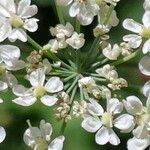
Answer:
[0,0,149,150]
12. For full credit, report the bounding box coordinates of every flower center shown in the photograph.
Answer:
[0,65,6,76]
[35,137,48,150]
[10,14,24,28]
[33,86,46,98]
[101,112,113,128]
[136,113,150,125]
[141,27,150,39]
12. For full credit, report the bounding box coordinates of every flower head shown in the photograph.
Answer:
[0,0,38,42]
[24,120,65,150]
[12,68,64,106]
[123,11,150,54]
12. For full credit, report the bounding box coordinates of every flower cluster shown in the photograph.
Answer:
[0,0,150,150]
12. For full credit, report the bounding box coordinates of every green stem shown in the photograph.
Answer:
[103,4,115,25]
[27,35,43,50]
[80,87,84,101]
[66,76,79,94]
[63,73,77,82]
[110,50,141,66]
[75,19,80,33]
[54,0,65,25]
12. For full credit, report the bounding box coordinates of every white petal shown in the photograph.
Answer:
[0,5,11,17]
[0,127,6,143]
[142,39,150,54]
[0,81,8,91]
[123,34,142,49]
[23,18,39,32]
[142,11,150,27]
[0,0,16,14]
[123,19,143,33]
[123,96,143,115]
[17,0,31,15]
[23,127,41,147]
[81,116,102,133]
[127,137,149,150]
[4,73,18,88]
[29,68,45,87]
[8,29,27,42]
[6,60,25,71]
[143,0,150,10]
[0,45,20,61]
[95,127,109,145]
[41,95,58,106]
[77,7,94,26]
[139,56,150,76]
[0,20,11,42]
[0,98,3,103]
[114,114,135,133]
[18,0,38,18]
[69,2,80,17]
[12,96,36,106]
[143,80,150,97]
[146,95,150,114]
[133,125,149,139]
[108,129,120,145]
[107,98,123,114]
[40,120,52,141]
[12,85,32,97]
[48,136,65,150]
[87,99,104,116]
[45,77,63,93]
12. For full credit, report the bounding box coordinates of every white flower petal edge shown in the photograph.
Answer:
[127,137,150,150]
[123,19,143,33]
[0,127,6,143]
[81,116,102,133]
[48,136,65,150]
[12,96,36,106]
[45,77,63,93]
[41,95,58,106]
[143,80,150,97]
[114,114,135,133]
[139,56,150,76]
[123,96,143,115]
[95,127,120,145]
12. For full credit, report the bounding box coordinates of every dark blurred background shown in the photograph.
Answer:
[0,0,149,149]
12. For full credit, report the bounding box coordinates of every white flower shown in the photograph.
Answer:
[127,137,150,150]
[50,22,74,40]
[123,11,150,54]
[0,45,25,93]
[12,68,63,106]
[78,77,96,93]
[96,64,118,81]
[98,4,119,28]
[139,56,150,76]
[0,126,6,143]
[143,80,150,98]
[143,0,150,11]
[24,120,65,150]
[123,95,150,139]
[81,98,134,145]
[44,39,67,53]
[102,44,121,60]
[58,0,100,25]
[0,0,38,42]
[66,32,85,49]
